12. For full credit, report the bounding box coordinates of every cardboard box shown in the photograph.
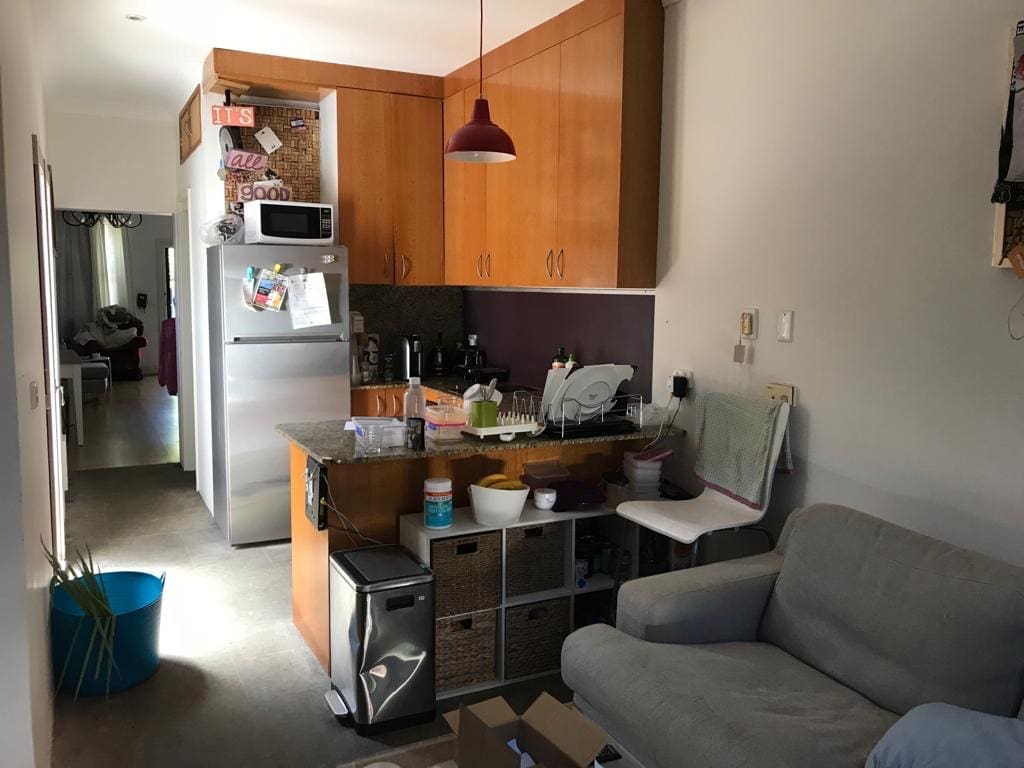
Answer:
[443,692,607,768]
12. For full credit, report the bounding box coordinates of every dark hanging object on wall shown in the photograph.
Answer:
[62,211,143,229]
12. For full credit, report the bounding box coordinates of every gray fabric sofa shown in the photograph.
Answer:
[562,504,1024,768]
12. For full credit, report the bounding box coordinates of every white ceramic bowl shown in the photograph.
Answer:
[533,488,557,511]
[469,484,528,527]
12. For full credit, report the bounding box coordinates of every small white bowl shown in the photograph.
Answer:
[469,484,528,527]
[533,488,557,511]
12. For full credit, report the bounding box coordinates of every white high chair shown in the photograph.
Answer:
[617,402,790,560]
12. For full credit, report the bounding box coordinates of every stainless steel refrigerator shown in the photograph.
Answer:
[208,244,350,544]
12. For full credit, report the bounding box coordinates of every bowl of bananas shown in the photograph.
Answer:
[469,473,530,527]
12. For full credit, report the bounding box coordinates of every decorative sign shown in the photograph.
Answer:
[224,149,268,172]
[211,105,255,127]
[237,183,292,202]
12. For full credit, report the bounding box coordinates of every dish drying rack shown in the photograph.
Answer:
[508,391,656,440]
[460,394,546,441]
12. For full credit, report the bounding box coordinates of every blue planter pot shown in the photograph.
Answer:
[51,571,165,696]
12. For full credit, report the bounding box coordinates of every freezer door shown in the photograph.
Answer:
[213,244,349,341]
[222,339,350,544]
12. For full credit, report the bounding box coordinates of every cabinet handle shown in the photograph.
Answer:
[384,253,391,278]
[375,394,385,417]
[475,253,483,278]
[556,248,565,279]
[485,252,492,277]
[393,393,402,417]
[545,249,553,278]
[400,254,409,280]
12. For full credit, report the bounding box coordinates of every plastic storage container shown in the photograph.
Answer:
[523,460,571,490]
[425,404,466,442]
[424,477,453,529]
[51,571,165,696]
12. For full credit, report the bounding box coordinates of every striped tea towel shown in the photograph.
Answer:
[694,392,792,509]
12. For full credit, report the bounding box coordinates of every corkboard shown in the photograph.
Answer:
[223,106,321,209]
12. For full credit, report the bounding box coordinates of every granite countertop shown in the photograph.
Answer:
[276,420,669,465]
[351,377,465,393]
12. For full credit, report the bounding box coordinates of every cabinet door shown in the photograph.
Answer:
[505,46,560,286]
[482,69,513,285]
[386,387,405,419]
[443,87,488,285]
[556,17,624,287]
[338,88,395,285]
[392,94,444,285]
[351,388,387,417]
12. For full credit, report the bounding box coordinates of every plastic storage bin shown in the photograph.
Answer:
[425,404,466,442]
[51,571,165,696]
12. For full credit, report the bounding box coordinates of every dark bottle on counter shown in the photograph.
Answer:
[431,332,448,377]
[552,347,568,369]
[404,377,426,450]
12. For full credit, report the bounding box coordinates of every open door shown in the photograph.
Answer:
[32,135,66,562]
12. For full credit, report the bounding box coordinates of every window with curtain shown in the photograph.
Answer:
[90,219,129,308]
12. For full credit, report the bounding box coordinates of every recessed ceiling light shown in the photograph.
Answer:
[125,13,146,22]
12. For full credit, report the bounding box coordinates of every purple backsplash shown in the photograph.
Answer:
[462,290,655,397]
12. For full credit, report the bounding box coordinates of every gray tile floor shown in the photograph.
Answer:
[67,376,180,471]
[55,464,568,768]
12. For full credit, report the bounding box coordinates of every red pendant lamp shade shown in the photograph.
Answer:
[444,0,516,163]
[445,98,515,162]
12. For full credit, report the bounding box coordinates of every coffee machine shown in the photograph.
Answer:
[400,335,424,380]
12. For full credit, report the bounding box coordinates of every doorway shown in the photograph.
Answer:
[54,210,179,470]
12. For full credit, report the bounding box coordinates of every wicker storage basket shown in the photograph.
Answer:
[431,532,502,617]
[435,609,498,690]
[504,597,571,679]
[505,522,567,597]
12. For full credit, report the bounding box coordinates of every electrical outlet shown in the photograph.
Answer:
[766,383,796,406]
[667,369,693,397]
[740,308,759,340]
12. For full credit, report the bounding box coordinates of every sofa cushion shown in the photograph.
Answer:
[760,505,1024,717]
[866,702,1024,768]
[562,624,897,768]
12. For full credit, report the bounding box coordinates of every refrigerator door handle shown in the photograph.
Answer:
[230,334,348,344]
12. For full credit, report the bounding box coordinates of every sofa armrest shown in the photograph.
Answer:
[616,551,783,644]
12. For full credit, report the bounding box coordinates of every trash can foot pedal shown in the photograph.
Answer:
[325,689,348,718]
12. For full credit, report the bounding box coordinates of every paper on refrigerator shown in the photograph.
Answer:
[288,271,332,329]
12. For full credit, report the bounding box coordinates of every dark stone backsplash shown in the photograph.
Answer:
[349,285,465,365]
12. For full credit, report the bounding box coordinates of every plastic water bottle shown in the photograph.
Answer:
[404,377,426,450]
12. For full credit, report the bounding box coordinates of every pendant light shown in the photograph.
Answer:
[444,0,516,163]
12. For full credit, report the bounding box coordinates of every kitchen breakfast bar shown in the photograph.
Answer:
[276,421,662,671]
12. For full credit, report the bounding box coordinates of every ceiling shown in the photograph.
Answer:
[35,0,580,120]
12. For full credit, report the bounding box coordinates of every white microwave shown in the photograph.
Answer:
[243,201,335,245]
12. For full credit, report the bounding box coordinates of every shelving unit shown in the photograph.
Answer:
[400,503,638,698]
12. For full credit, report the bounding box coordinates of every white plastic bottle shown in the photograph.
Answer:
[404,377,426,449]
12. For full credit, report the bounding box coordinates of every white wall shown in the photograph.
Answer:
[0,0,54,765]
[46,110,177,214]
[176,90,226,500]
[656,0,1024,565]
[124,215,174,374]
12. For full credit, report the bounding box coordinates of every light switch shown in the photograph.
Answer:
[777,310,794,342]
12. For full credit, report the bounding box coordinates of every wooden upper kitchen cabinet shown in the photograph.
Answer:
[338,88,444,285]
[441,0,664,289]
[443,87,488,286]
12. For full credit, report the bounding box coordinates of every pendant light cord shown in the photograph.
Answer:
[479,0,484,98]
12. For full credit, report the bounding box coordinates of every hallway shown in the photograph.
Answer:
[67,376,179,471]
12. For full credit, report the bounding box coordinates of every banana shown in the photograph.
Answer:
[476,473,509,488]
[491,480,527,491]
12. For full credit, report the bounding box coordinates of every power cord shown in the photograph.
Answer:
[321,476,382,548]
[1009,290,1024,341]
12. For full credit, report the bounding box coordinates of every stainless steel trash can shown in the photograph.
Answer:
[329,545,435,731]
